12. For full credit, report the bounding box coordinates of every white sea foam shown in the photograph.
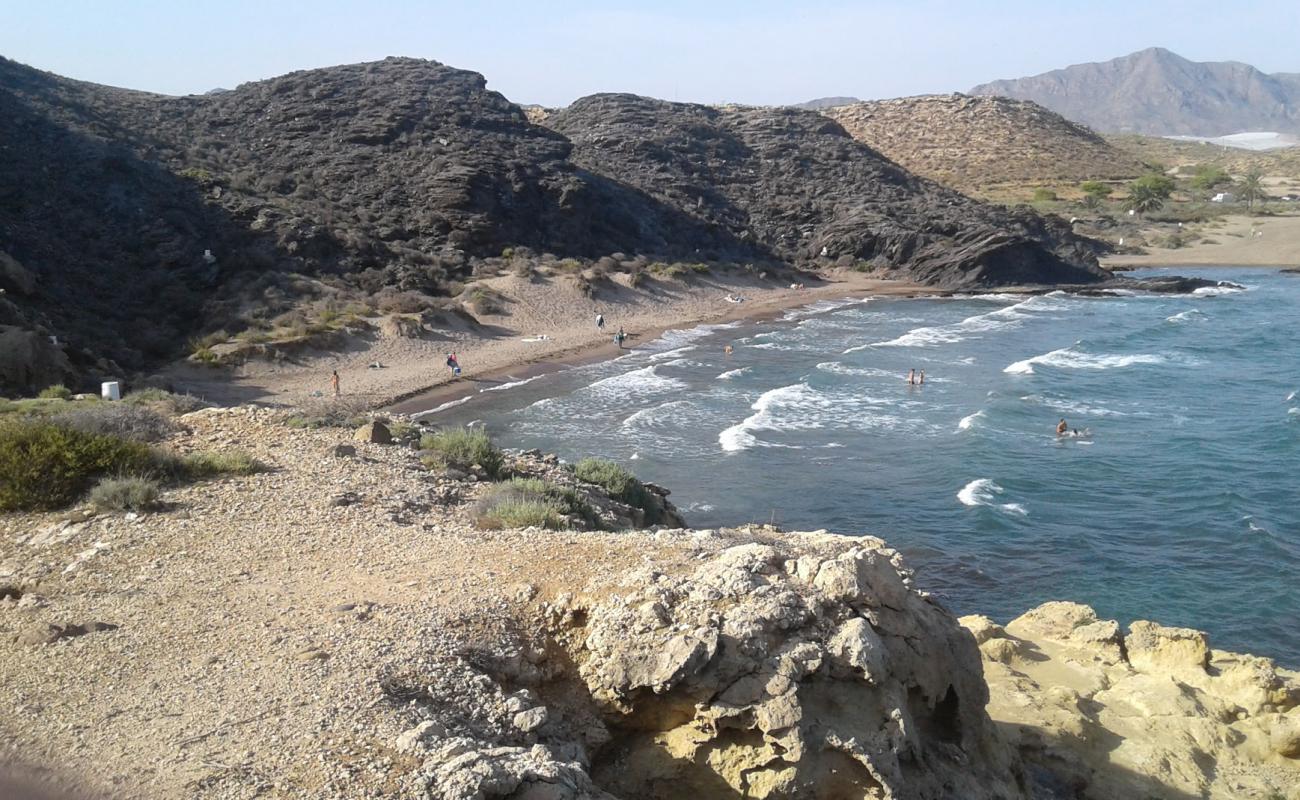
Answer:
[1192,284,1246,296]
[749,342,781,350]
[583,365,685,397]
[1287,391,1297,402]
[719,383,831,452]
[867,295,1062,349]
[621,400,692,430]
[957,479,1026,516]
[717,367,751,380]
[815,361,897,379]
[1004,347,1167,375]
[480,374,543,393]
[411,395,472,419]
[1165,309,1204,324]
[957,410,985,431]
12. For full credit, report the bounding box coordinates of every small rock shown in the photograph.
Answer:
[353,421,393,444]
[512,706,548,733]
[330,492,362,507]
[395,720,444,753]
[327,443,357,458]
[329,603,357,613]
[295,648,330,661]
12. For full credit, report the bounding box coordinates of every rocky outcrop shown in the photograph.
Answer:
[823,94,1144,194]
[548,94,1109,289]
[408,533,1027,799]
[962,602,1300,800]
[0,56,1110,394]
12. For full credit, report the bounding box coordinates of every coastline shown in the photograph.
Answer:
[164,269,937,412]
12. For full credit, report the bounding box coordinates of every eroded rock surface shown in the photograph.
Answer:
[962,602,1300,800]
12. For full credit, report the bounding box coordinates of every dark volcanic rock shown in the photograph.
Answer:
[548,94,1108,288]
[0,57,1106,394]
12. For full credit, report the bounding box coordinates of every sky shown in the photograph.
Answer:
[3,1,1297,106]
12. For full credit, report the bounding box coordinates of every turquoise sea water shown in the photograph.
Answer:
[426,268,1300,666]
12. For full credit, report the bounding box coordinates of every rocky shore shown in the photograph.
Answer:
[1,406,1296,799]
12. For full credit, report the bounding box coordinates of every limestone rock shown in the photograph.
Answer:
[423,739,616,800]
[512,706,548,733]
[976,601,1300,799]
[1125,620,1210,674]
[353,421,393,444]
[570,539,1020,799]
[326,443,357,458]
[395,720,445,753]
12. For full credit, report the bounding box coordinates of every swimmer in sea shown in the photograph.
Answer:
[1056,418,1068,436]
[724,344,733,356]
[918,369,925,385]
[907,369,915,385]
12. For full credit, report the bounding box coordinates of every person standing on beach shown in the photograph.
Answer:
[615,327,626,349]
[446,352,461,377]
[596,313,605,330]
[331,370,340,396]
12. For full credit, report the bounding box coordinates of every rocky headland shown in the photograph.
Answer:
[1,55,1115,397]
[1,404,1295,799]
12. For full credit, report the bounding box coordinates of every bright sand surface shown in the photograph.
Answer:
[163,269,929,410]
[1103,212,1300,268]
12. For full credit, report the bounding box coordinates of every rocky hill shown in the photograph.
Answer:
[971,47,1300,136]
[823,94,1145,195]
[1,56,1107,397]
[547,94,1106,285]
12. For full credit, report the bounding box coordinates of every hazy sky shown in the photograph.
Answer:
[3,1,1297,106]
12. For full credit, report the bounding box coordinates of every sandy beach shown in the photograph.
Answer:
[1103,211,1300,268]
[162,269,930,412]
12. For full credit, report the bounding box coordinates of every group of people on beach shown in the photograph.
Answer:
[597,313,627,348]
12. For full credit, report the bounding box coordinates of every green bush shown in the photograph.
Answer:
[182,450,263,478]
[419,427,503,478]
[1031,188,1058,202]
[122,388,210,414]
[38,385,73,400]
[475,498,567,530]
[574,457,654,518]
[472,478,599,530]
[0,422,161,511]
[50,404,174,442]
[89,476,161,512]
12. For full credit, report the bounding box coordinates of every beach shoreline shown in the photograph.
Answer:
[163,269,937,413]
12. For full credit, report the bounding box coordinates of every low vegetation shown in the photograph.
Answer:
[181,450,264,478]
[0,422,163,511]
[472,477,599,530]
[89,476,162,512]
[285,398,372,429]
[420,427,504,478]
[573,457,662,523]
[38,385,73,400]
[49,404,175,443]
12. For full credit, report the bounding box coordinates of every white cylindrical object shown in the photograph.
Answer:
[101,382,121,401]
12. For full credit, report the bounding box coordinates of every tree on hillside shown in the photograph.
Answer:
[1079,180,1113,209]
[1239,170,1265,209]
[1190,165,1230,193]
[1124,184,1165,216]
[1123,173,1174,218]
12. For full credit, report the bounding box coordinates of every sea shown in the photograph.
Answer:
[422,268,1300,667]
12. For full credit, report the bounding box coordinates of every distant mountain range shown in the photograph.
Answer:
[971,47,1300,137]
[792,96,860,110]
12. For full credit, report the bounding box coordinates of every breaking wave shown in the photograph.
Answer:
[1005,347,1168,375]
[957,479,1027,516]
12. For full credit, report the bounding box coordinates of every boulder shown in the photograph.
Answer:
[1125,620,1210,674]
[0,251,36,295]
[353,421,393,444]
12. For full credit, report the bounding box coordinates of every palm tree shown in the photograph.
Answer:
[1124,184,1165,217]
[1239,170,1265,210]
